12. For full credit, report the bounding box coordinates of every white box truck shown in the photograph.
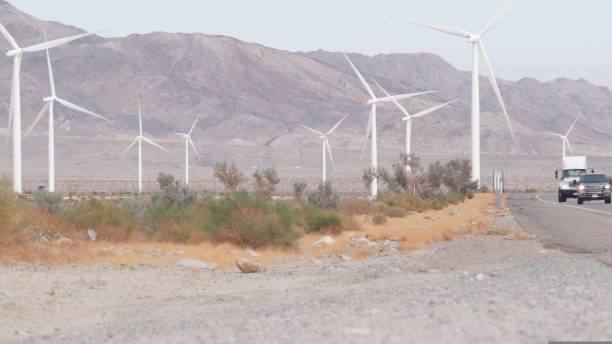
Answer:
[556,156,590,202]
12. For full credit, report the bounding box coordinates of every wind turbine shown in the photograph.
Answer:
[0,23,99,193]
[173,115,201,185]
[543,117,580,158]
[374,81,459,172]
[23,41,108,193]
[392,0,515,186]
[300,113,350,184]
[343,53,435,198]
[120,101,169,193]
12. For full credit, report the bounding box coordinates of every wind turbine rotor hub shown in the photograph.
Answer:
[6,48,22,57]
[367,98,377,105]
[467,34,481,43]
[43,96,55,102]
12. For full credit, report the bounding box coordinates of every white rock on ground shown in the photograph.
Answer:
[176,259,217,271]
[313,236,335,247]
[86,229,97,242]
[236,259,263,273]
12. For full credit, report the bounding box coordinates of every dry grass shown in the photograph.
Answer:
[358,193,494,252]
[1,194,498,268]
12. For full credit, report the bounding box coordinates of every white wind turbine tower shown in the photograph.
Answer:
[374,81,459,172]
[393,0,515,186]
[300,113,350,184]
[344,53,435,198]
[0,22,99,193]
[120,101,169,193]
[543,117,580,158]
[173,115,201,185]
[23,41,108,193]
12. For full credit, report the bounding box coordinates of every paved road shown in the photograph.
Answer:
[508,193,612,259]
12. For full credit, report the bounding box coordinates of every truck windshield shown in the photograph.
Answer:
[563,170,585,178]
[580,174,609,183]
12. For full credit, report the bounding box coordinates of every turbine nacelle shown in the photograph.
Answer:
[43,96,56,102]
[6,48,22,57]
[467,34,481,43]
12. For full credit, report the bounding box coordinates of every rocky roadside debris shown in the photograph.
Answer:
[176,259,217,272]
[236,259,263,273]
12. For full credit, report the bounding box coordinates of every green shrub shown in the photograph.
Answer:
[307,213,342,233]
[253,168,281,200]
[214,162,245,191]
[308,182,340,210]
[63,199,138,242]
[293,182,308,203]
[203,191,299,249]
[33,191,63,214]
[0,178,18,239]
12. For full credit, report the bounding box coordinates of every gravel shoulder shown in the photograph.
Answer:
[2,209,612,343]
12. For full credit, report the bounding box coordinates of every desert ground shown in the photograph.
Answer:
[2,194,612,343]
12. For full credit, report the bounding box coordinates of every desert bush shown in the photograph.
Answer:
[293,182,307,203]
[202,191,299,249]
[33,191,63,214]
[0,178,18,241]
[214,162,245,192]
[525,188,537,194]
[379,163,408,194]
[153,173,197,207]
[63,199,138,242]
[341,198,372,215]
[253,168,281,200]
[362,169,376,193]
[307,182,340,210]
[384,206,407,218]
[307,213,342,233]
[372,214,387,225]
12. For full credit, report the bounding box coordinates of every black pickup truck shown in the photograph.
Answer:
[576,173,611,205]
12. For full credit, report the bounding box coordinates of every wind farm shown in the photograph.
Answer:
[3,1,612,342]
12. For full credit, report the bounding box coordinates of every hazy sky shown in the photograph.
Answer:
[10,0,612,86]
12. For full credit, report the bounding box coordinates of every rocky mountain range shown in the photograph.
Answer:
[1,0,612,169]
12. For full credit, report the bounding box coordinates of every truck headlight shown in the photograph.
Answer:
[606,184,611,190]
[578,184,586,191]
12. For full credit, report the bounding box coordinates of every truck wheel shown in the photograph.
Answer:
[558,192,566,203]
[605,197,611,204]
[577,198,584,205]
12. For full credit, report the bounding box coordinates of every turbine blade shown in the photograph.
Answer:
[300,124,324,136]
[23,102,50,140]
[478,41,515,139]
[56,98,107,122]
[326,139,335,169]
[22,31,99,53]
[45,41,56,96]
[411,100,460,119]
[359,110,373,164]
[343,53,376,100]
[120,138,138,157]
[373,80,411,118]
[188,114,201,135]
[541,132,564,138]
[143,136,169,152]
[4,57,20,147]
[189,137,201,160]
[565,138,574,155]
[479,0,513,36]
[377,91,437,103]
[327,113,350,136]
[389,16,471,38]
[0,22,19,50]
[565,117,580,137]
